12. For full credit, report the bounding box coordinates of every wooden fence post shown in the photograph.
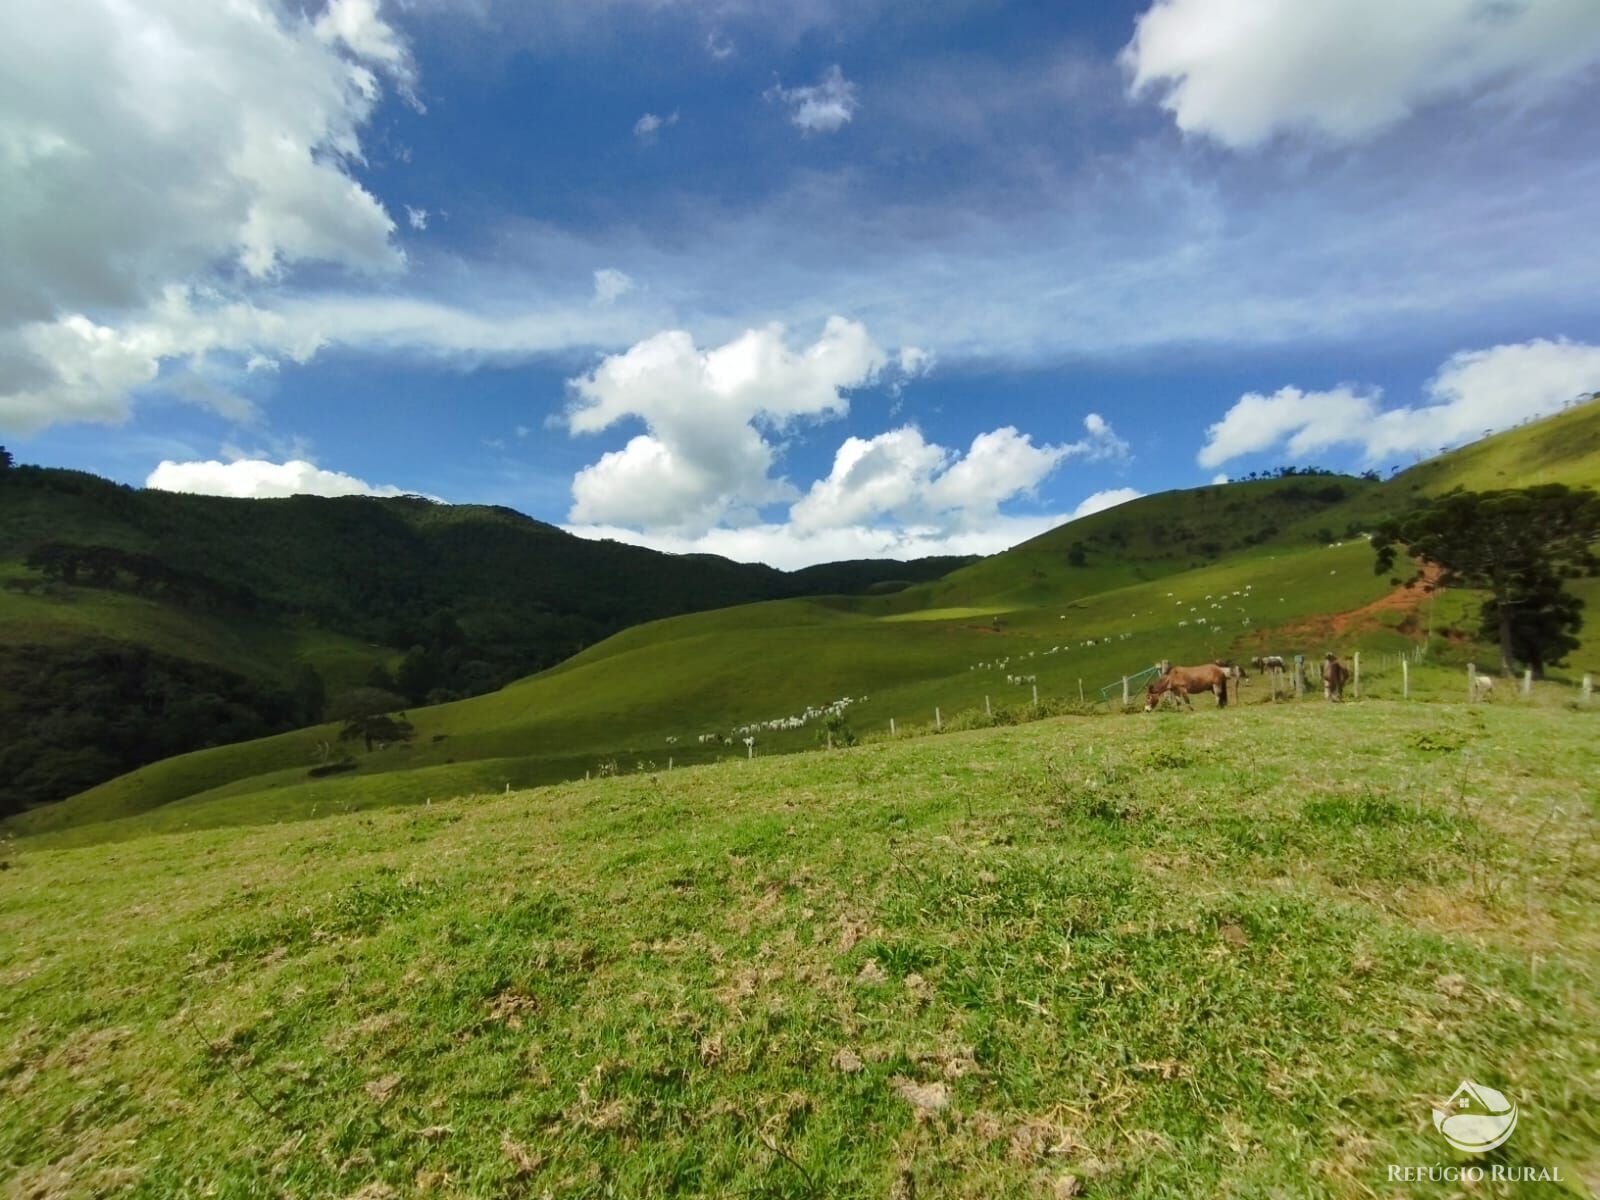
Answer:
[1078,679,1084,704]
[1294,655,1305,699]
[1353,651,1361,700]
[1032,683,1039,708]
[1402,658,1409,699]
[1467,663,1476,701]
[890,717,896,737]
[935,707,942,732]
[1522,668,1532,697]
[985,694,991,717]
[1122,676,1130,709]
[1584,673,1594,704]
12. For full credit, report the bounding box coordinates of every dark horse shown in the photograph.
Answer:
[1145,663,1230,711]
[1323,653,1351,701]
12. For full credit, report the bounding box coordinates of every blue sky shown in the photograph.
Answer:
[4,0,1600,567]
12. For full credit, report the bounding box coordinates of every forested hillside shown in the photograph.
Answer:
[0,464,970,815]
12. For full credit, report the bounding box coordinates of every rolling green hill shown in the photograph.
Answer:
[10,396,1600,846]
[0,464,970,815]
[5,481,1400,845]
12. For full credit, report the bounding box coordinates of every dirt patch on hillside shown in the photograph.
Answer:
[1267,563,1443,645]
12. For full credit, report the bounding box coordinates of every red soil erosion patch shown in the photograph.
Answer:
[1261,562,1444,645]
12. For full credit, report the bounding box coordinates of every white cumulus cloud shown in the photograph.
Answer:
[145,457,425,500]
[767,65,859,134]
[1124,0,1600,148]
[1197,337,1600,467]
[1197,384,1379,469]
[0,0,409,328]
[791,416,1129,535]
[564,317,888,531]
[0,0,420,434]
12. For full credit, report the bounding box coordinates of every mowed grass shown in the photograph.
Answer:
[2,701,1597,1198]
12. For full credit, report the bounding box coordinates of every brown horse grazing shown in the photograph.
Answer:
[1145,663,1230,711]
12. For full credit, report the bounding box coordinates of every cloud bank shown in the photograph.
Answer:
[146,457,422,500]
[1124,0,1600,147]
[1198,337,1600,467]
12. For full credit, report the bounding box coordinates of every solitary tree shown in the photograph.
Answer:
[327,687,408,723]
[327,686,414,751]
[1372,484,1600,676]
[339,711,415,753]
[1480,574,1583,677]
[0,446,13,470]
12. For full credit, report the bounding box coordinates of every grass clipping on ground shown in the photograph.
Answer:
[1,701,1597,1198]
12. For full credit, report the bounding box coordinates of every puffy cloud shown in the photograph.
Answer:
[1197,385,1379,468]
[791,415,1128,533]
[564,317,888,531]
[145,457,424,499]
[0,0,409,330]
[789,427,949,532]
[564,513,1071,572]
[566,477,1145,571]
[1365,337,1600,459]
[314,0,418,103]
[593,269,636,304]
[632,110,679,142]
[767,65,859,134]
[0,286,318,434]
[1197,337,1600,466]
[1124,0,1600,148]
[0,0,421,434]
[1072,487,1143,519]
[922,426,1081,514]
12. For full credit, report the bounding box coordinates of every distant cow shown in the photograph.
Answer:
[1251,654,1286,674]
[1323,653,1351,701]
[1471,672,1496,700]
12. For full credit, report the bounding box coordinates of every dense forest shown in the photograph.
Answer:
[0,463,972,816]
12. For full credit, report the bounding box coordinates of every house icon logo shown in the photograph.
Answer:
[1432,1080,1518,1153]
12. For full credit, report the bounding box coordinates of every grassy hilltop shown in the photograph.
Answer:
[2,700,1596,1197]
